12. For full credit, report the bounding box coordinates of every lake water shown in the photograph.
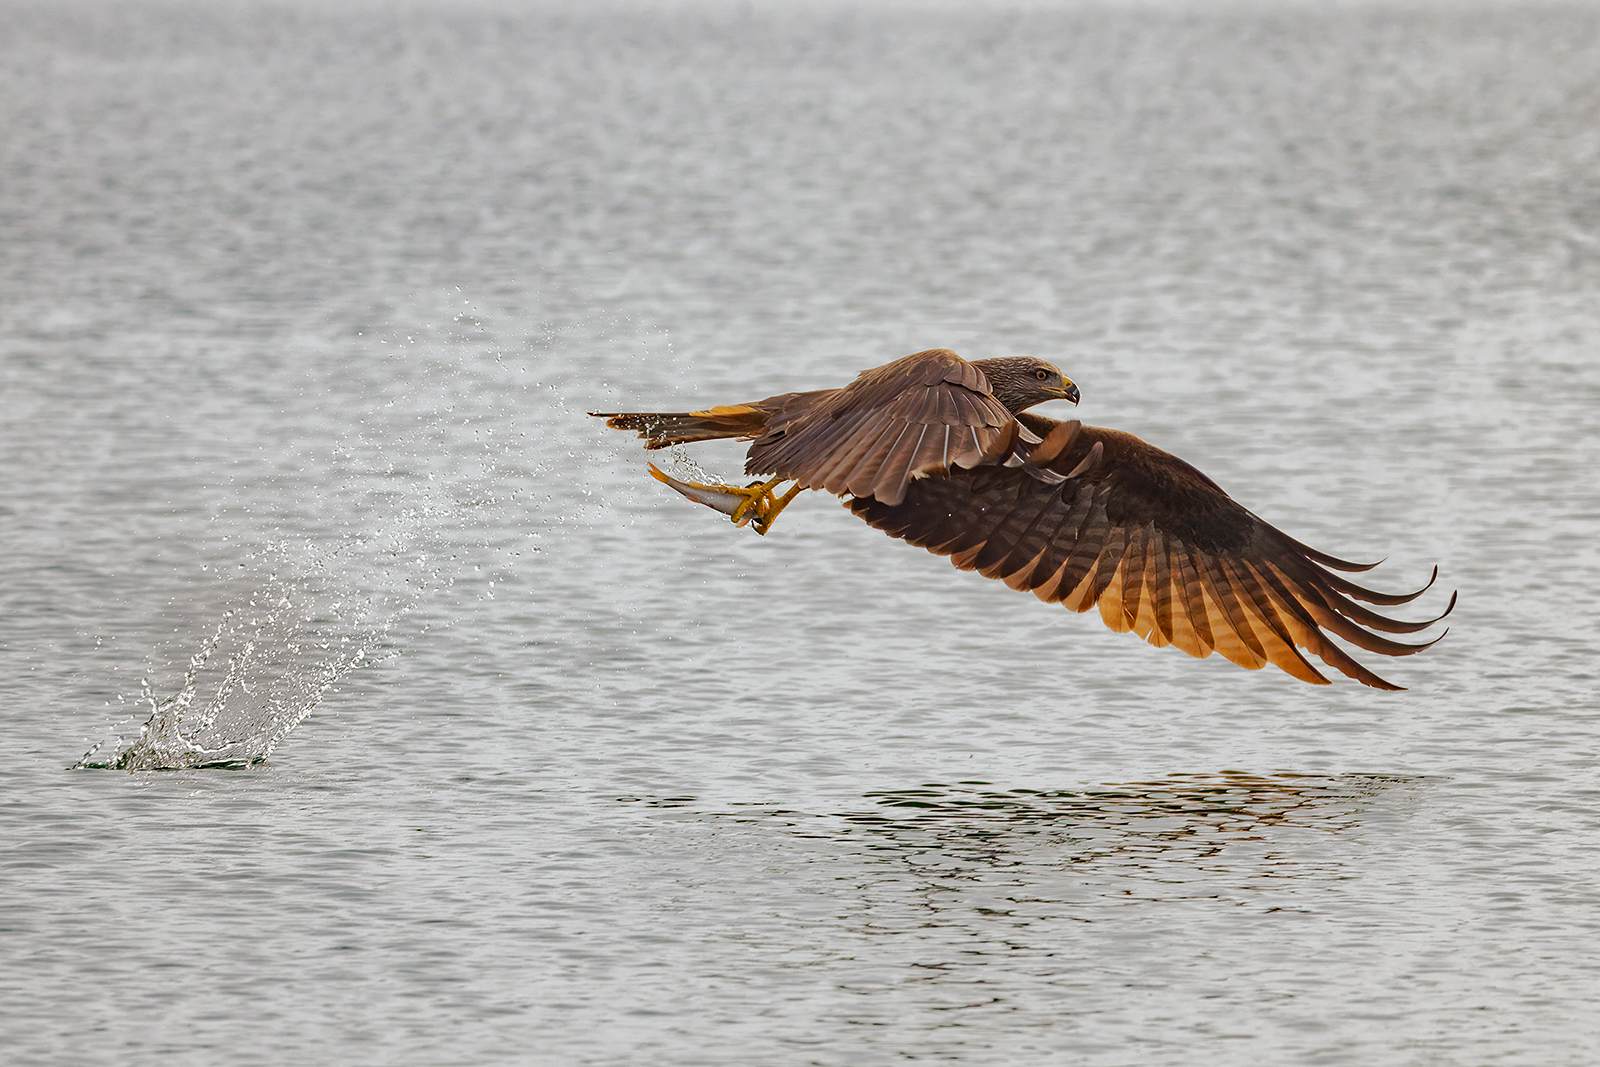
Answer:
[4,1,1600,1063]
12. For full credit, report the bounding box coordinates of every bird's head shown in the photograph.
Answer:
[971,357,1080,414]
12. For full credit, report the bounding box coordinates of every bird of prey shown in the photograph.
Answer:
[594,348,1453,689]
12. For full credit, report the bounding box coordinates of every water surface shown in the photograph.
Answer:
[4,1,1600,1064]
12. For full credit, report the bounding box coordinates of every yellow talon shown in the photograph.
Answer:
[729,475,784,527]
[758,483,803,534]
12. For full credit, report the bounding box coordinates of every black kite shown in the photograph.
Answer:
[594,349,1453,689]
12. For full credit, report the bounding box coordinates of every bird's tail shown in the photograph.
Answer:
[590,404,773,449]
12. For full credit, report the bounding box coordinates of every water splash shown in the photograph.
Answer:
[73,292,660,770]
[658,445,726,486]
[76,549,398,770]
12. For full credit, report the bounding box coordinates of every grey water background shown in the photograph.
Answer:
[4,0,1600,1062]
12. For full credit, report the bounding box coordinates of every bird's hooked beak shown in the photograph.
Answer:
[1053,379,1081,405]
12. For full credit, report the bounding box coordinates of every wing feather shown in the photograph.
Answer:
[1032,494,1108,603]
[840,417,912,498]
[994,489,1081,588]
[1247,561,1408,690]
[772,405,873,484]
[1022,489,1097,594]
[1044,516,1112,608]
[869,423,927,502]
[973,485,1061,576]
[1262,562,1447,658]
[1218,557,1330,685]
[745,349,1024,506]
[846,415,1452,689]
[1146,529,1178,647]
[1090,522,1129,607]
[813,409,895,493]
[1169,543,1213,657]
[1192,558,1270,671]
[1116,523,1151,636]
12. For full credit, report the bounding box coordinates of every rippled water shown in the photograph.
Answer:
[5,1,1600,1064]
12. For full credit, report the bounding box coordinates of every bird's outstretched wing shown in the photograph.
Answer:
[746,349,1034,506]
[847,415,1454,689]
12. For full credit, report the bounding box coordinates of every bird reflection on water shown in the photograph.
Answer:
[848,774,1414,884]
[855,772,1399,841]
[624,773,1423,897]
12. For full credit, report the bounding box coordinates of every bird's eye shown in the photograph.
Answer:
[1034,368,1050,381]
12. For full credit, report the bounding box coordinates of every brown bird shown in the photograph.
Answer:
[594,348,1453,689]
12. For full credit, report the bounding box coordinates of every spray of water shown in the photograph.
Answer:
[75,292,650,771]
[75,539,420,770]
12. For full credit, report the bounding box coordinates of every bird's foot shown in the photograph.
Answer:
[648,465,801,535]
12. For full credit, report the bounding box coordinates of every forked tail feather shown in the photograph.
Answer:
[591,404,773,449]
